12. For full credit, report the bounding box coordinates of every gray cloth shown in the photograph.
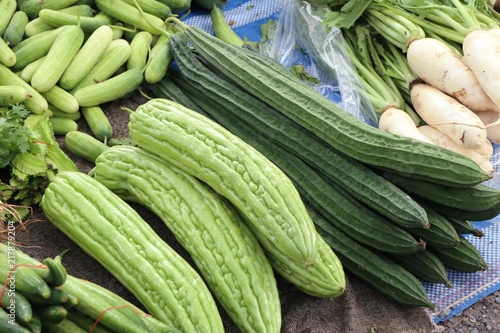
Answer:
[20,92,435,332]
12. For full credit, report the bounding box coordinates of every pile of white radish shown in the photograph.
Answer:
[378,28,500,176]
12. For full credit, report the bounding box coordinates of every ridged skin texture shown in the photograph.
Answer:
[41,171,224,333]
[94,145,282,333]
[184,26,490,187]
[166,33,429,229]
[129,98,319,266]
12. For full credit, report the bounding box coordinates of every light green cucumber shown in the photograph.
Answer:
[41,84,80,114]
[38,9,110,33]
[69,38,131,93]
[127,31,153,71]
[59,25,114,91]
[144,32,173,84]
[81,105,113,141]
[0,63,48,114]
[0,38,16,67]
[74,69,143,107]
[0,85,27,106]
[0,0,17,36]
[95,0,166,34]
[31,25,84,92]
[3,11,29,47]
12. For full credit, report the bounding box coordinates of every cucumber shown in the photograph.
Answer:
[0,244,182,333]
[210,5,243,46]
[95,0,166,34]
[49,117,78,135]
[65,130,109,163]
[59,24,114,91]
[3,11,29,47]
[144,32,173,84]
[0,38,16,67]
[32,305,67,325]
[0,85,27,106]
[31,25,84,92]
[81,106,113,142]
[69,38,131,94]
[19,0,81,19]
[127,31,153,71]
[0,0,17,36]
[73,69,143,107]
[38,9,110,33]
[12,28,61,71]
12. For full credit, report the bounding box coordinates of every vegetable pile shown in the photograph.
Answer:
[0,0,499,332]
[0,244,180,333]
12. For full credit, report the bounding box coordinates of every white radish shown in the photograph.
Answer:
[478,139,494,160]
[378,106,433,144]
[474,110,500,144]
[407,37,500,112]
[410,82,488,150]
[463,29,500,109]
[418,125,494,176]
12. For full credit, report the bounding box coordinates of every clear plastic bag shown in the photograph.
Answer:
[259,0,378,126]
[260,0,500,186]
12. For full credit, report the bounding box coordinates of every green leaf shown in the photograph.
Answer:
[11,152,48,176]
[322,0,373,29]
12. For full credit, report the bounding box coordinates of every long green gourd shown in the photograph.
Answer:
[128,99,319,266]
[164,33,429,229]
[171,74,425,255]
[385,173,500,213]
[182,26,490,188]
[309,208,434,308]
[40,171,224,333]
[93,145,282,333]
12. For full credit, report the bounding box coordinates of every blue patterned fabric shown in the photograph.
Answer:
[184,0,500,324]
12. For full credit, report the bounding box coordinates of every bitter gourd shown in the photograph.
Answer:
[128,98,319,266]
[41,171,224,333]
[93,145,282,333]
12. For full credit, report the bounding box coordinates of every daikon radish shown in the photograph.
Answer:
[470,137,494,160]
[410,82,487,150]
[418,125,494,176]
[474,110,500,144]
[407,37,500,112]
[378,106,433,144]
[463,29,500,108]
[478,139,494,160]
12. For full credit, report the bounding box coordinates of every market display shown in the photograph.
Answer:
[1,0,499,332]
